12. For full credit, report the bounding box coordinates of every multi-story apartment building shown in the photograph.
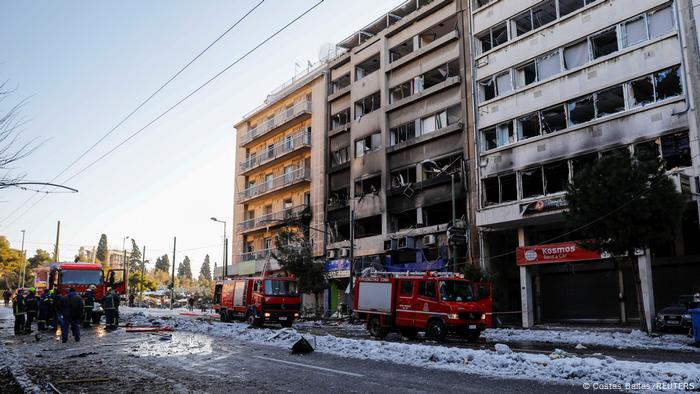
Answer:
[323,0,477,313]
[470,0,700,328]
[232,65,327,282]
[79,246,131,269]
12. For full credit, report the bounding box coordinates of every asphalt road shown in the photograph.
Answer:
[0,306,585,394]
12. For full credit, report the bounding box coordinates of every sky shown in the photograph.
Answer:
[0,0,400,276]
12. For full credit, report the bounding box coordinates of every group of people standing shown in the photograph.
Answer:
[7,286,121,343]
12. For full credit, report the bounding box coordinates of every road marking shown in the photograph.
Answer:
[253,356,364,377]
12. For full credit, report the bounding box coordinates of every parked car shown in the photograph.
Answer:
[656,294,700,332]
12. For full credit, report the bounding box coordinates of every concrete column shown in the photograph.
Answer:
[617,267,627,324]
[416,207,424,227]
[517,227,534,328]
[637,249,656,332]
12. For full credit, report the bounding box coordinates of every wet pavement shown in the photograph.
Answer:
[0,307,586,393]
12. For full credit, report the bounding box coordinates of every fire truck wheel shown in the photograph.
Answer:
[400,329,418,340]
[426,320,447,341]
[367,317,388,339]
[247,312,262,328]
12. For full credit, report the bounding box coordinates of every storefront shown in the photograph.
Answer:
[324,259,351,315]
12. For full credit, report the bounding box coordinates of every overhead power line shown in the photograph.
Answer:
[0,0,265,227]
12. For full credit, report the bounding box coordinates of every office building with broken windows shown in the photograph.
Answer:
[471,0,700,328]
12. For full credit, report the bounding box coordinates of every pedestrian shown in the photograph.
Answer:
[187,295,194,311]
[83,285,95,328]
[103,287,120,330]
[3,289,11,307]
[13,289,26,336]
[25,288,37,334]
[37,291,49,331]
[128,293,135,308]
[57,287,83,343]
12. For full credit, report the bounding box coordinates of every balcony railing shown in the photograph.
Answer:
[239,248,275,262]
[240,130,311,173]
[241,100,311,145]
[239,167,310,201]
[238,204,310,231]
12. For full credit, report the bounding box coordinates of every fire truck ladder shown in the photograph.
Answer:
[360,269,464,279]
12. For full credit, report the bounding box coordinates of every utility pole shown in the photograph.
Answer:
[122,236,129,296]
[140,245,146,308]
[53,221,61,263]
[170,237,176,309]
[19,230,26,288]
[224,238,228,278]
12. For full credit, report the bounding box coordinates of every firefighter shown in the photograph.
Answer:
[25,288,37,334]
[47,289,58,331]
[13,289,27,336]
[103,287,120,330]
[82,285,96,328]
[57,287,83,343]
[37,291,49,331]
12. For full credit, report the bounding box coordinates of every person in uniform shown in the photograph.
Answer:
[57,287,83,343]
[13,289,26,336]
[24,288,37,333]
[82,285,96,328]
[37,291,49,331]
[103,287,120,330]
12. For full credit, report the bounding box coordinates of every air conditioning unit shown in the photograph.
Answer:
[326,250,337,259]
[397,236,415,250]
[339,248,350,258]
[422,234,437,246]
[384,239,397,251]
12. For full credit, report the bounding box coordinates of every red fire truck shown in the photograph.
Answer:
[354,272,492,341]
[213,274,300,327]
[47,263,126,322]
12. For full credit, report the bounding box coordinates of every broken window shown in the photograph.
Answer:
[634,140,661,165]
[421,110,447,134]
[661,132,691,169]
[595,85,625,117]
[568,95,595,125]
[355,175,381,198]
[648,6,674,38]
[513,10,533,37]
[482,127,497,151]
[355,92,381,119]
[474,0,491,8]
[496,121,514,146]
[500,173,517,202]
[558,0,586,17]
[521,168,544,198]
[624,16,647,47]
[389,39,414,63]
[354,132,381,158]
[423,60,459,90]
[532,0,557,29]
[600,146,630,158]
[331,108,350,129]
[629,76,655,107]
[591,28,618,59]
[483,177,499,205]
[354,215,382,238]
[391,167,417,188]
[515,61,537,88]
[446,104,461,125]
[480,78,496,101]
[564,40,589,69]
[330,146,350,167]
[541,105,567,133]
[355,53,380,81]
[496,72,512,96]
[537,51,561,81]
[390,81,413,103]
[477,22,508,53]
[655,66,682,100]
[329,74,351,94]
[571,153,598,175]
[423,154,461,180]
[518,113,541,140]
[390,121,416,146]
[544,161,569,194]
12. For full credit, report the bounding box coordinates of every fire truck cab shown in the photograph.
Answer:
[213,275,300,327]
[354,272,491,341]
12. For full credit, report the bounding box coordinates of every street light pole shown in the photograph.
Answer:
[122,236,129,296]
[211,218,228,278]
[19,230,26,288]
[451,173,458,273]
[140,245,146,308]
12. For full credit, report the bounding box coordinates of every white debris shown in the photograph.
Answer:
[575,344,587,350]
[120,309,700,388]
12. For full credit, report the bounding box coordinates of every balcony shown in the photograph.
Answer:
[240,100,312,146]
[239,167,311,202]
[240,248,275,262]
[239,130,311,174]
[238,204,311,233]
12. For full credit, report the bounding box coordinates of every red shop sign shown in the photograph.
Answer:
[516,241,604,266]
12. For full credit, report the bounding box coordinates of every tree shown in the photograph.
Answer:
[565,151,685,332]
[155,254,170,273]
[129,239,142,273]
[95,234,108,265]
[199,255,212,281]
[177,256,192,279]
[272,224,325,307]
[0,82,36,187]
[0,236,23,289]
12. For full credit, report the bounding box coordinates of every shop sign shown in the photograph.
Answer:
[325,270,350,279]
[516,241,605,266]
[520,196,568,216]
[324,259,350,272]
[238,261,256,275]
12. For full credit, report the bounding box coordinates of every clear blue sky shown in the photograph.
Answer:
[0,0,399,275]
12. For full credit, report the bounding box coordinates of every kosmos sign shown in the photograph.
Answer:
[516,241,604,266]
